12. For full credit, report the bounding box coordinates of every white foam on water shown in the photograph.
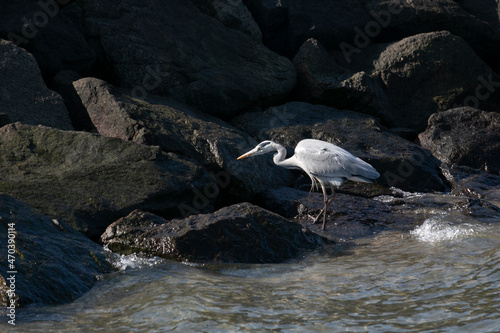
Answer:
[104,246,165,271]
[410,217,481,243]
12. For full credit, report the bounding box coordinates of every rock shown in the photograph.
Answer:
[232,102,446,192]
[453,172,500,206]
[101,203,327,263]
[419,107,500,173]
[72,77,294,200]
[0,123,215,239]
[0,40,73,130]
[244,0,372,57]
[360,0,500,73]
[440,164,500,211]
[263,185,500,242]
[0,194,111,306]
[263,187,419,241]
[191,0,262,42]
[0,1,96,76]
[76,0,296,117]
[292,38,390,119]
[370,31,499,132]
[293,32,500,132]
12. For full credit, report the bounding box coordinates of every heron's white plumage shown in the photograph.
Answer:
[237,138,380,230]
[291,139,379,189]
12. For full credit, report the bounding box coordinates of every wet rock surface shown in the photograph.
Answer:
[419,107,500,173]
[102,203,326,263]
[262,186,500,242]
[0,123,214,239]
[0,194,111,307]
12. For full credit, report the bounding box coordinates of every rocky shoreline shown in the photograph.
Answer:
[1,0,500,307]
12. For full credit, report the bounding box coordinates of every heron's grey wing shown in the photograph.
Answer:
[294,141,379,180]
[294,145,356,178]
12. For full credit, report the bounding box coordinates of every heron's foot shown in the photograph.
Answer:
[312,210,324,224]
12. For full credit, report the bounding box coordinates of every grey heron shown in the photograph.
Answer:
[237,139,380,231]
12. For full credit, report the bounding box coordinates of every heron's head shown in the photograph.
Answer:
[237,141,275,160]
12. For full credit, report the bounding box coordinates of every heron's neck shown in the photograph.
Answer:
[272,142,295,169]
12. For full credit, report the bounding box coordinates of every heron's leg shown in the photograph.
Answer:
[313,183,328,225]
[322,186,336,231]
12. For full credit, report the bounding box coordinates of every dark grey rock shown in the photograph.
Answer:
[292,38,390,120]
[263,187,417,242]
[101,203,327,263]
[191,0,262,42]
[0,194,111,306]
[419,107,500,173]
[263,186,500,242]
[0,1,96,75]
[244,0,372,57]
[76,0,296,117]
[354,31,499,132]
[0,40,73,130]
[0,122,215,239]
[360,0,500,73]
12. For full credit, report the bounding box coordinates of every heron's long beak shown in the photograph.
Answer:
[237,153,250,160]
[237,147,258,160]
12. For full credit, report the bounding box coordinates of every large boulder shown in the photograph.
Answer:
[292,38,390,120]
[101,203,326,263]
[233,102,446,192]
[72,77,294,199]
[419,107,500,173]
[0,40,73,130]
[76,0,296,117]
[371,31,498,132]
[0,123,214,239]
[0,1,96,76]
[0,194,110,306]
[303,31,500,132]
[360,0,500,73]
[293,32,500,132]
